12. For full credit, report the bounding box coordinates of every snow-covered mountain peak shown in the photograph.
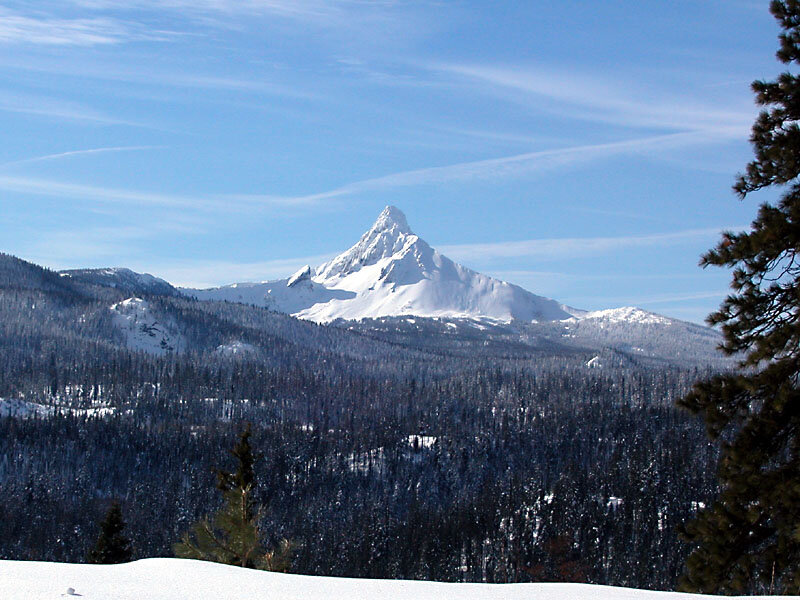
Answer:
[185,206,578,323]
[316,206,418,282]
[371,205,412,235]
[184,206,705,330]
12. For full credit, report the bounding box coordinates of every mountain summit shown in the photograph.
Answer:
[371,204,411,234]
[185,206,580,323]
[316,205,415,281]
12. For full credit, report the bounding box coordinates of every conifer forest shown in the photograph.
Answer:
[0,253,721,591]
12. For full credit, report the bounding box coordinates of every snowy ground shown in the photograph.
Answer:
[0,559,787,600]
[0,398,115,419]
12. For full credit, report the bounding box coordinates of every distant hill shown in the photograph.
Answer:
[60,267,180,297]
[0,252,83,296]
[0,250,727,367]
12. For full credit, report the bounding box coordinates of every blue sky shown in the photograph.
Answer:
[0,0,783,323]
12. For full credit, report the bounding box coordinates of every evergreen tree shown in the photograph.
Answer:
[87,501,132,564]
[678,1,800,594]
[174,424,293,571]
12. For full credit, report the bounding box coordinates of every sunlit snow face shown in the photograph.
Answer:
[184,206,574,324]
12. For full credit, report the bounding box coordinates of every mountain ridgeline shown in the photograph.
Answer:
[61,267,181,297]
[0,221,727,590]
[49,205,724,366]
[186,206,581,322]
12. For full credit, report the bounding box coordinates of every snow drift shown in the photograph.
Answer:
[0,558,786,600]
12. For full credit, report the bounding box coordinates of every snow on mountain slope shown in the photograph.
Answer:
[110,298,185,355]
[578,306,673,326]
[185,206,575,324]
[188,270,355,314]
[181,206,722,354]
[541,306,724,365]
[1,558,783,600]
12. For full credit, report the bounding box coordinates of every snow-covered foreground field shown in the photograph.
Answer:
[0,559,787,600]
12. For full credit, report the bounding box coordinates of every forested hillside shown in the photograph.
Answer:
[0,253,723,590]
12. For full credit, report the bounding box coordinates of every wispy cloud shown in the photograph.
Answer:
[236,130,740,206]
[0,174,334,213]
[0,89,152,126]
[570,290,726,308]
[65,0,416,37]
[431,63,754,134]
[430,126,564,148]
[171,74,312,98]
[0,0,430,55]
[439,227,739,263]
[622,291,726,305]
[0,131,743,217]
[0,1,358,50]
[0,146,165,170]
[490,270,713,283]
[0,7,165,46]
[563,205,670,223]
[0,175,211,210]
[0,56,314,104]
[18,221,204,265]
[70,0,340,19]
